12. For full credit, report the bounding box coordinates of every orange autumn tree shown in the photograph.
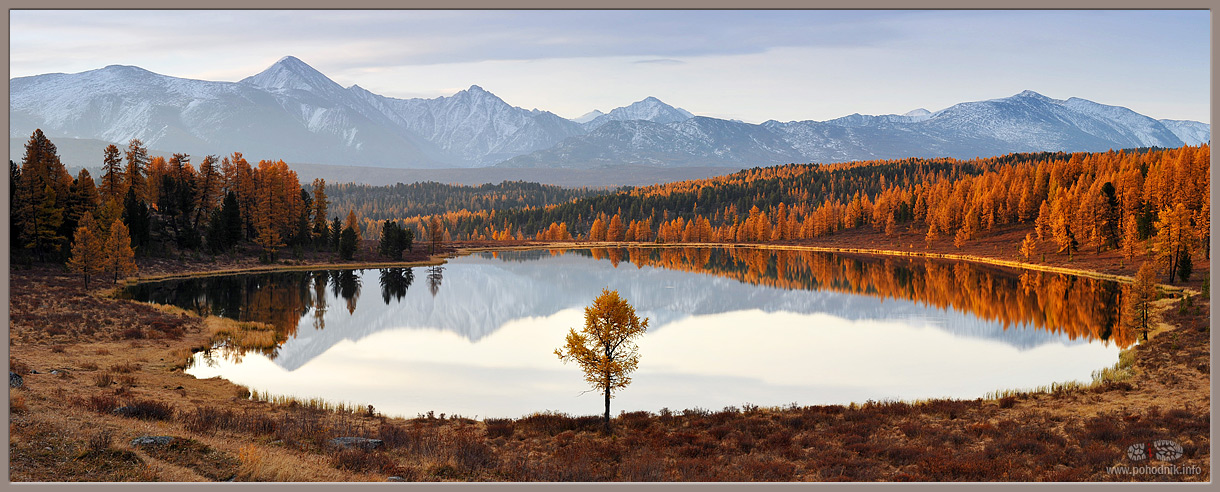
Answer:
[555,288,649,430]
[104,218,138,283]
[66,211,105,288]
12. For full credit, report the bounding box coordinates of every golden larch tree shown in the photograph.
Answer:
[1120,215,1143,261]
[67,211,105,288]
[1122,261,1159,341]
[606,214,624,242]
[104,218,138,283]
[588,217,606,242]
[555,288,649,429]
[1019,232,1037,260]
[1152,202,1197,283]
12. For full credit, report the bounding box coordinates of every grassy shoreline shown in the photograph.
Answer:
[8,240,1210,481]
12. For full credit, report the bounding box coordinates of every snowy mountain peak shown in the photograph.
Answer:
[241,55,342,94]
[902,108,933,122]
[98,64,150,73]
[584,96,694,130]
[1008,90,1064,104]
[573,109,605,123]
[455,84,502,102]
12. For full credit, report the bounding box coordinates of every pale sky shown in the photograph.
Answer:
[8,10,1211,124]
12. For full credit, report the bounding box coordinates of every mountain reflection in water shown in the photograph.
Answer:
[121,247,1128,418]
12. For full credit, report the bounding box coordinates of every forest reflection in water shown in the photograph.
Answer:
[124,247,1130,361]
[120,247,1129,417]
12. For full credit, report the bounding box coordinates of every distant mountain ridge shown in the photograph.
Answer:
[10,56,1209,170]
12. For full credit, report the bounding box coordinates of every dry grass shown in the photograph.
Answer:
[6,250,1209,482]
[205,317,280,350]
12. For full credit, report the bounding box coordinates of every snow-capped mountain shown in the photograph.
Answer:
[12,57,582,168]
[360,84,585,166]
[573,109,605,123]
[1159,119,1212,145]
[10,56,1209,171]
[582,96,695,130]
[498,90,1209,168]
[500,117,805,168]
[11,57,455,168]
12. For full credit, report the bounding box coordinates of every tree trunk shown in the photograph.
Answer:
[604,386,611,431]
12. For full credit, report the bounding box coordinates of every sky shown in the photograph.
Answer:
[8,10,1212,124]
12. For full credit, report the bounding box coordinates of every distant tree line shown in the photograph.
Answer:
[392,145,1208,285]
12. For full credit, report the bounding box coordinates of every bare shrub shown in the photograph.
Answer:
[88,429,114,452]
[484,418,514,439]
[109,362,140,373]
[92,372,115,387]
[84,394,119,413]
[115,399,174,421]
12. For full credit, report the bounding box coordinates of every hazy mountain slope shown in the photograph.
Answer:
[1159,119,1212,145]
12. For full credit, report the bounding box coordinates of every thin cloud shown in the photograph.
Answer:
[633,59,685,65]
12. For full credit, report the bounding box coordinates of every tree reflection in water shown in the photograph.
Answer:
[379,267,415,304]
[121,247,1132,362]
[427,266,444,297]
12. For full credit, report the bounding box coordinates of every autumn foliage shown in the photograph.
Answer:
[382,145,1208,284]
[556,288,650,427]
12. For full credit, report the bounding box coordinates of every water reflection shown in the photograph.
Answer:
[379,268,414,304]
[120,247,1129,417]
[427,266,444,297]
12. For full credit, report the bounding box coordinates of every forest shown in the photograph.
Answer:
[401,145,1210,285]
[10,128,1209,293]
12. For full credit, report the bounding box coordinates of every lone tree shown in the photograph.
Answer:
[555,288,649,430]
[427,216,444,254]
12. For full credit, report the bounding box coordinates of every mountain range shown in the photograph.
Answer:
[10,56,1209,171]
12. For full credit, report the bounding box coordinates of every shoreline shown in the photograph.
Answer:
[459,241,1141,285]
[131,241,1149,409]
[8,242,1209,481]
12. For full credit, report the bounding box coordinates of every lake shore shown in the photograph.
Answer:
[8,238,1210,481]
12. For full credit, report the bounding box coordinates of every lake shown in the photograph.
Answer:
[121,247,1132,419]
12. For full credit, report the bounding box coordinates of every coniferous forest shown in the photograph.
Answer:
[11,129,1209,289]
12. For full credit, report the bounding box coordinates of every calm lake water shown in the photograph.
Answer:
[122,247,1130,419]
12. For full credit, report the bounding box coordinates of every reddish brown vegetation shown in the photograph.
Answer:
[7,245,1209,482]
